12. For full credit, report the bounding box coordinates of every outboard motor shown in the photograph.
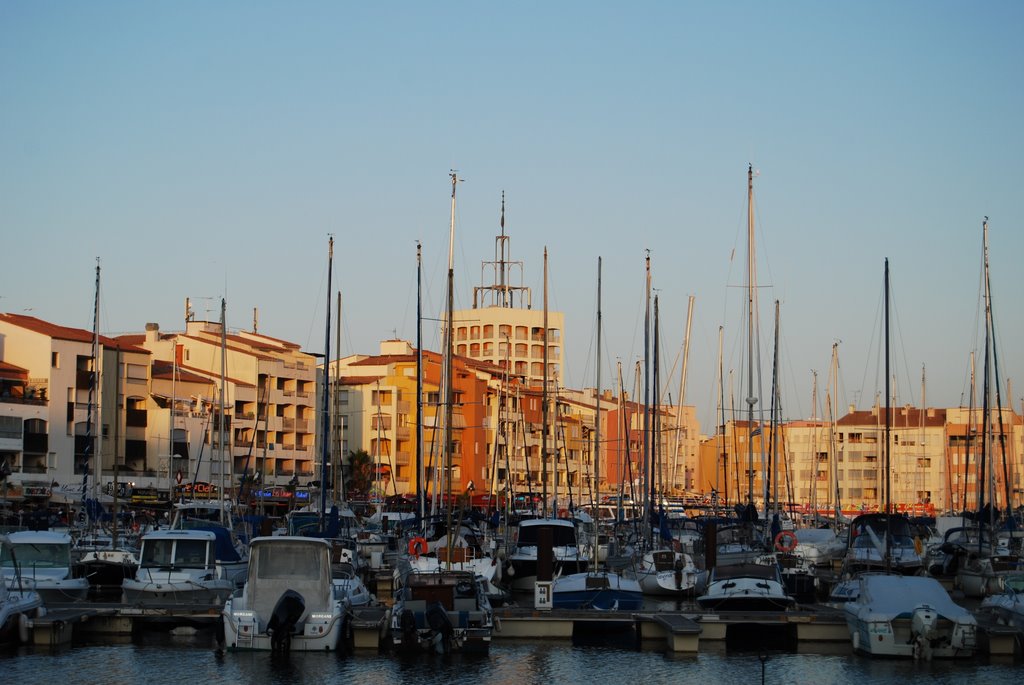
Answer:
[399,608,418,649]
[424,601,454,653]
[267,590,305,653]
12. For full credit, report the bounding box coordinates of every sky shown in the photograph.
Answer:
[2,2,1022,432]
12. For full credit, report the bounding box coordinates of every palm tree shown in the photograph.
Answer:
[346,449,374,498]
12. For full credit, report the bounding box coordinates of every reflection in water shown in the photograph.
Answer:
[0,630,1020,685]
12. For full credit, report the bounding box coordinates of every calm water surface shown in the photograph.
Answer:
[1,631,1019,685]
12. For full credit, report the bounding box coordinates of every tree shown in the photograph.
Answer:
[346,449,373,498]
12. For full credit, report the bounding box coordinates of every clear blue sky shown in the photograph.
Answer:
[3,2,1022,432]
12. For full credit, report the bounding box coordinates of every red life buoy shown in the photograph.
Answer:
[408,536,428,557]
[774,530,798,553]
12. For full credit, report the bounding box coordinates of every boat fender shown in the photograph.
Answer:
[18,613,30,644]
[774,531,798,553]
[408,537,428,558]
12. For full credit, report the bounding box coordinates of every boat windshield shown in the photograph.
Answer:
[517,524,578,547]
[1,543,71,569]
[174,539,209,568]
[850,515,916,548]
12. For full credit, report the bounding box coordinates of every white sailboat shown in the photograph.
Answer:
[551,257,643,611]
[697,165,792,611]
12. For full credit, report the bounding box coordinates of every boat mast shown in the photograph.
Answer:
[542,246,549,517]
[319,236,333,525]
[594,256,602,569]
[416,241,425,521]
[770,300,780,516]
[745,164,758,508]
[884,258,892,573]
[671,295,695,496]
[642,251,651,546]
[82,259,101,513]
[335,291,345,503]
[443,171,458,560]
[653,294,661,507]
[717,326,725,509]
[112,343,121,548]
[219,297,228,526]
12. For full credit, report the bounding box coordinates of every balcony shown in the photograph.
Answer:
[126,409,148,428]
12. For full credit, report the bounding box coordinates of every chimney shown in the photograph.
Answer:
[145,322,160,343]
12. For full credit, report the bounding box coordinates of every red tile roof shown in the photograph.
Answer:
[151,360,215,385]
[0,313,148,353]
[0,360,29,381]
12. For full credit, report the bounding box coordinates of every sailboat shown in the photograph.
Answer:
[73,261,139,599]
[842,260,977,659]
[551,257,643,611]
[627,296,702,598]
[390,173,493,655]
[830,260,924,604]
[955,219,1021,597]
[506,248,590,592]
[696,166,793,612]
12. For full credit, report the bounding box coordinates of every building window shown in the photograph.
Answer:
[483,324,494,338]
[51,352,59,368]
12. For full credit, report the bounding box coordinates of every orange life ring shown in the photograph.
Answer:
[408,536,428,557]
[774,530,798,553]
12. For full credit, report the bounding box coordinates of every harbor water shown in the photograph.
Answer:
[1,630,1019,685]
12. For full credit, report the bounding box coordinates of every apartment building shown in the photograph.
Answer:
[129,318,319,494]
[0,313,151,502]
[333,340,503,498]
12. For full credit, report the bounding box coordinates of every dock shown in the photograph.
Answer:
[21,600,1023,657]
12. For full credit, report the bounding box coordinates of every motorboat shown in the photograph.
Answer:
[709,523,768,567]
[221,536,350,652]
[391,569,493,654]
[332,562,373,607]
[980,572,1024,632]
[627,548,703,597]
[0,536,44,646]
[505,517,589,592]
[844,573,977,659]
[122,529,234,606]
[396,523,507,607]
[696,562,795,612]
[0,531,89,603]
[829,513,925,603]
[72,530,139,600]
[551,570,643,610]
[790,527,845,568]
